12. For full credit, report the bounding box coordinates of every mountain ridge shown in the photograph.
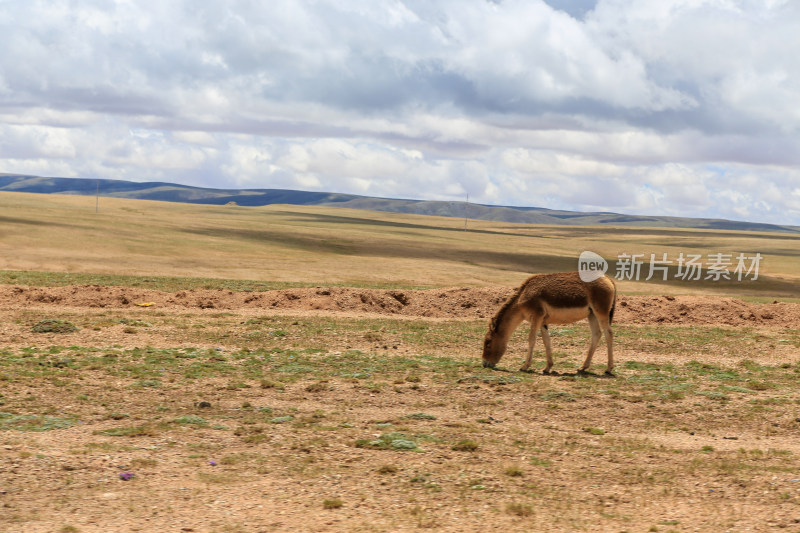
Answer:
[1,173,797,234]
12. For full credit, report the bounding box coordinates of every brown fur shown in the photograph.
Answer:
[483,272,616,374]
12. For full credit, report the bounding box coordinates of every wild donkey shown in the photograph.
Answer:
[482,272,617,375]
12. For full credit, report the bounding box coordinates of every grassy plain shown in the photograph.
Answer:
[1,191,798,297]
[1,190,800,532]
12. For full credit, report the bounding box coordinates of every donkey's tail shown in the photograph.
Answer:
[609,284,617,324]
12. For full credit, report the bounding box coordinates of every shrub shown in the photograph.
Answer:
[452,440,479,452]
[323,498,343,509]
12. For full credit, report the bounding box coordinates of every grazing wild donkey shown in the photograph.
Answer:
[482,272,617,375]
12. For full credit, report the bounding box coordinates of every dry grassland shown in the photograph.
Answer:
[1,191,799,532]
[1,191,798,296]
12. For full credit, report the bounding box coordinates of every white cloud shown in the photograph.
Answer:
[645,164,712,208]
[172,131,218,147]
[0,0,799,225]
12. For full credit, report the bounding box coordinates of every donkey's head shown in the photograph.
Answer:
[482,289,522,369]
[481,318,506,368]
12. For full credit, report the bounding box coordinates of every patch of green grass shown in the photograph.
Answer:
[131,379,162,388]
[0,413,78,432]
[504,465,524,477]
[452,440,479,452]
[217,453,261,466]
[696,390,729,401]
[529,456,552,467]
[259,379,285,390]
[457,374,524,385]
[541,391,575,402]
[720,385,752,394]
[94,425,156,437]
[274,363,316,374]
[355,432,420,451]
[173,415,209,426]
[32,319,78,334]
[322,498,344,509]
[623,361,665,371]
[746,381,774,391]
[707,371,742,381]
[118,318,152,328]
[404,413,437,420]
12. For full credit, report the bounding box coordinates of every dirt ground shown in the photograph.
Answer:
[2,284,800,532]
[2,283,799,326]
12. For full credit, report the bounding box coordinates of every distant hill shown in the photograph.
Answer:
[2,173,798,234]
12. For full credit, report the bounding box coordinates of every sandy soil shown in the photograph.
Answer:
[2,285,800,533]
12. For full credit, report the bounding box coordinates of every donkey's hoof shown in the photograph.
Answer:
[604,370,616,377]
[577,368,589,375]
[519,367,533,373]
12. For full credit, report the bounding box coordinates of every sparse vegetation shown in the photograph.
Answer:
[583,427,605,435]
[32,319,78,334]
[504,465,524,477]
[355,432,420,451]
[0,413,77,432]
[0,194,798,531]
[2,306,800,531]
[506,502,534,517]
[451,440,479,452]
[404,412,437,420]
[322,498,344,509]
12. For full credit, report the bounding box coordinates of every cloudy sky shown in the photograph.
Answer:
[2,0,800,225]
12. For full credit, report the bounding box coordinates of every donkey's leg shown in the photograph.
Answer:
[595,313,614,375]
[520,314,543,372]
[579,313,602,372]
[540,325,554,374]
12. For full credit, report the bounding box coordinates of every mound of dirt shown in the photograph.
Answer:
[615,294,798,327]
[2,284,799,328]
